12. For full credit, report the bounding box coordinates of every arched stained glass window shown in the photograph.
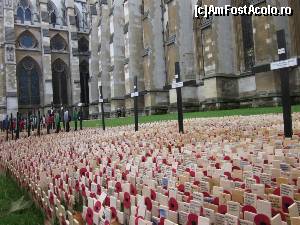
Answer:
[16,0,31,23]
[17,7,24,23]
[17,57,40,106]
[52,59,68,105]
[50,34,67,51]
[24,8,31,21]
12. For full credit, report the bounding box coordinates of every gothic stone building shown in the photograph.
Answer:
[0,0,299,118]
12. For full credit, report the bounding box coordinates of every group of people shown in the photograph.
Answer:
[0,107,83,138]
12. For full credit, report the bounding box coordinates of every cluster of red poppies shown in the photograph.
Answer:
[1,114,300,225]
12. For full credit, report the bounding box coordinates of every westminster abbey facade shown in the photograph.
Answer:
[0,0,299,117]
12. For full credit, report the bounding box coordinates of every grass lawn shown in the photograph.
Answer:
[0,172,44,225]
[73,105,300,128]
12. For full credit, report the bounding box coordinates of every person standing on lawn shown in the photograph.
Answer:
[73,108,78,131]
[64,109,70,132]
[55,111,60,133]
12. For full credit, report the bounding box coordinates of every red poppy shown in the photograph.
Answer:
[82,185,86,197]
[273,187,280,196]
[232,166,241,170]
[104,196,110,206]
[242,205,257,215]
[122,172,127,181]
[80,168,87,177]
[202,192,211,198]
[94,201,102,213]
[253,175,260,184]
[110,207,117,219]
[223,190,231,196]
[187,213,198,225]
[130,184,137,196]
[224,156,231,161]
[97,184,101,195]
[177,184,185,192]
[272,208,286,221]
[135,216,143,225]
[124,192,131,209]
[49,192,54,206]
[224,172,232,180]
[115,182,122,193]
[233,178,242,182]
[254,214,271,225]
[142,156,146,162]
[193,181,200,186]
[150,189,156,200]
[60,215,67,225]
[85,207,94,225]
[218,205,227,214]
[144,197,152,211]
[75,181,80,192]
[168,197,178,211]
[212,197,219,205]
[90,192,96,198]
[282,196,294,213]
[189,171,195,177]
[158,217,165,225]
[215,163,220,169]
[104,221,110,225]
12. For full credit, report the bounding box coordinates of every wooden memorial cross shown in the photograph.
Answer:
[253,29,300,137]
[173,62,184,133]
[98,83,109,131]
[130,76,139,132]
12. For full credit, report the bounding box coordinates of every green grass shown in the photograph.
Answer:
[0,172,44,225]
[73,105,300,128]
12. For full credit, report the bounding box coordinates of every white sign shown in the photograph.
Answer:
[172,82,183,89]
[99,99,104,103]
[271,58,298,70]
[278,48,286,55]
[131,92,139,97]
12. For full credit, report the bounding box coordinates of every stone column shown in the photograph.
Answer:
[66,0,81,107]
[201,0,238,109]
[39,0,53,114]
[110,0,125,113]
[0,0,6,116]
[124,0,144,113]
[4,0,17,115]
[98,2,111,113]
[88,2,100,117]
[142,0,168,114]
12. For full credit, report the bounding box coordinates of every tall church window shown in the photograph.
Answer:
[17,7,24,23]
[241,13,255,71]
[79,60,90,105]
[24,8,31,21]
[48,1,57,27]
[16,0,31,23]
[75,6,81,30]
[52,59,68,105]
[17,57,40,106]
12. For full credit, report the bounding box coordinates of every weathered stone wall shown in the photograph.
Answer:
[109,0,125,112]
